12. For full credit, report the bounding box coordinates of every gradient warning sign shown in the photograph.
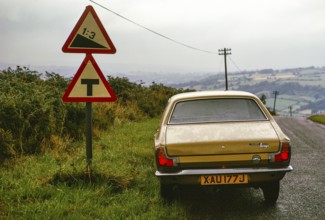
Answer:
[62,5,116,54]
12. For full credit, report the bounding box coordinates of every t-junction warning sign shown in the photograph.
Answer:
[62,54,117,102]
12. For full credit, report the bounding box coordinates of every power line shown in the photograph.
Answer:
[228,56,243,73]
[89,1,245,75]
[89,0,219,54]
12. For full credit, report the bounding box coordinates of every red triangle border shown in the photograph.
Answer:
[62,54,117,102]
[62,5,116,54]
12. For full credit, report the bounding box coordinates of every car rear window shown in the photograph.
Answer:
[169,98,267,124]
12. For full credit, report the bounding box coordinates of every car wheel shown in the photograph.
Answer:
[262,181,280,204]
[160,183,174,200]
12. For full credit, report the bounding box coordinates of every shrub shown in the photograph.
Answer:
[0,67,84,158]
[0,68,190,160]
[0,128,15,161]
[107,76,189,119]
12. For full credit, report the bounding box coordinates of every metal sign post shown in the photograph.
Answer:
[86,102,93,165]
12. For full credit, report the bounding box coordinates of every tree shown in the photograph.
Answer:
[260,94,267,105]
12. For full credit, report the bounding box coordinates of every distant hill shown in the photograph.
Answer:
[100,66,325,116]
[168,66,325,116]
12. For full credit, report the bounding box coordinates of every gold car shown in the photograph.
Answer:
[154,91,292,204]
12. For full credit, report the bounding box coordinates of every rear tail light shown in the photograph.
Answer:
[274,142,291,163]
[156,147,178,167]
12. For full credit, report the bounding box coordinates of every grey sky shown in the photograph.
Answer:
[1,0,325,74]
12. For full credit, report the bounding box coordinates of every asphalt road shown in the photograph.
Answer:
[174,117,325,220]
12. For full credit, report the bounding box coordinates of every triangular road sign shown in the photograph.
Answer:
[62,54,117,102]
[62,5,116,54]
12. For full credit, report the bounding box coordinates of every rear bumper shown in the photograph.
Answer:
[155,166,293,177]
[156,166,293,185]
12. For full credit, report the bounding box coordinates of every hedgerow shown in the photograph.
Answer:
[0,67,189,161]
[0,67,84,159]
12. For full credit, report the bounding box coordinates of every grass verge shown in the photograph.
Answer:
[0,118,187,219]
[308,114,325,125]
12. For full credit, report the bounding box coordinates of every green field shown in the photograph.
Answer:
[0,118,189,219]
[177,67,325,116]
[308,115,325,125]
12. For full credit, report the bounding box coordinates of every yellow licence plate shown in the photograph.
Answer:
[200,174,248,185]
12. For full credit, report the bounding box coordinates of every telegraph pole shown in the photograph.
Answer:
[218,48,231,90]
[272,91,279,114]
[289,106,293,117]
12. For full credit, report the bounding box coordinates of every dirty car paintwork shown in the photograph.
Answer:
[154,91,292,203]
[165,121,280,156]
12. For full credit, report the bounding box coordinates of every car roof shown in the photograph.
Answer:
[169,90,259,102]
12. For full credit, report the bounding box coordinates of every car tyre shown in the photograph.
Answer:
[262,181,280,205]
[160,183,174,200]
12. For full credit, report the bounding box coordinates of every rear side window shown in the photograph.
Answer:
[169,98,267,124]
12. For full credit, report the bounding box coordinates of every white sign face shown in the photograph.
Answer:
[62,5,116,54]
[62,54,117,102]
